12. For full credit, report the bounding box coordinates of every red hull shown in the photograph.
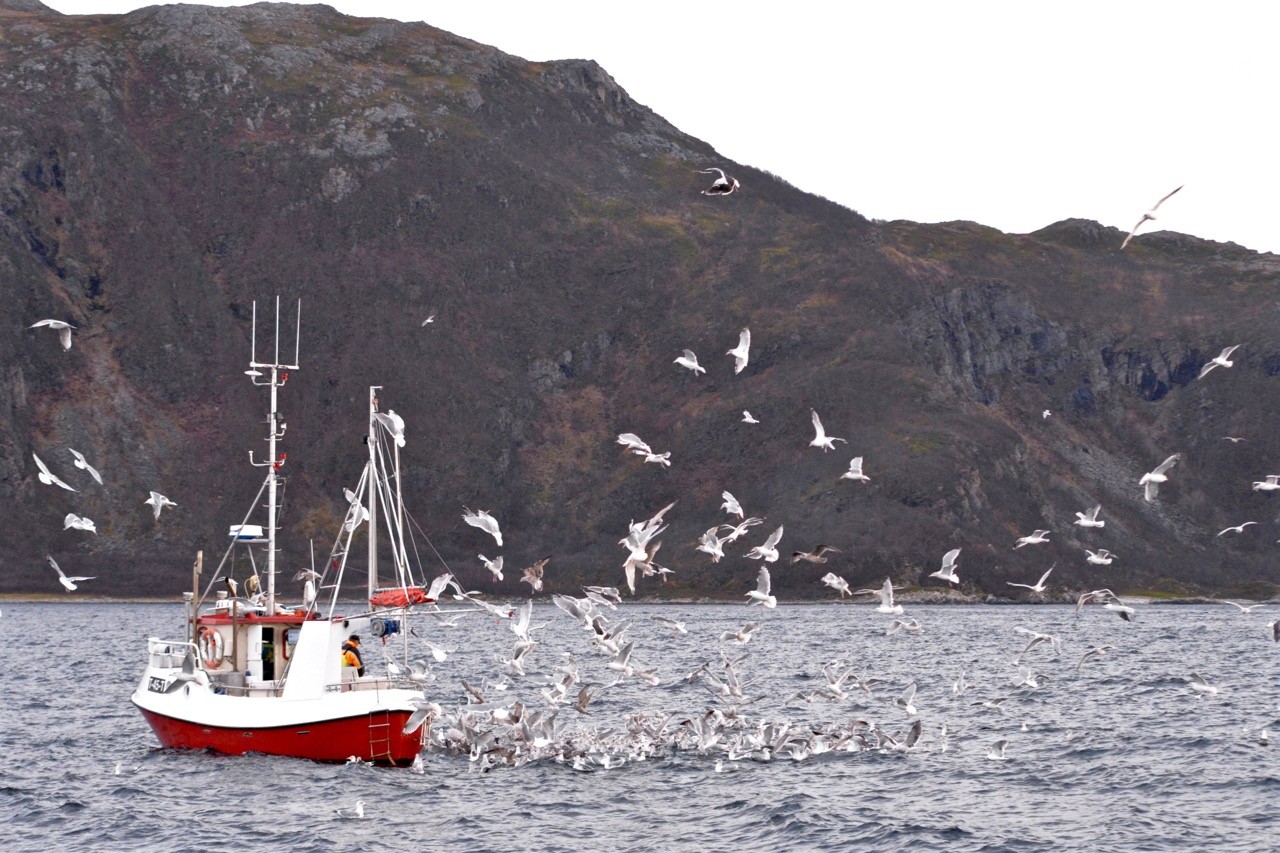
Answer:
[136,703,422,765]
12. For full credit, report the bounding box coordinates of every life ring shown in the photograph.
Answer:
[198,627,224,668]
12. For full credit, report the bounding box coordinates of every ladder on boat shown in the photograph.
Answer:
[368,710,393,761]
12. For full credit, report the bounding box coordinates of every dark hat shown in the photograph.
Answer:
[348,634,360,643]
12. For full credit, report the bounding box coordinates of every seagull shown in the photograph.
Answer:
[820,572,852,598]
[696,526,728,562]
[1042,409,1051,419]
[699,167,740,196]
[726,328,751,374]
[840,456,870,483]
[1085,549,1115,566]
[973,697,1009,714]
[421,313,436,326]
[1120,185,1182,250]
[1260,729,1271,746]
[1187,672,1218,699]
[1220,601,1269,614]
[791,545,840,565]
[745,566,777,609]
[1074,504,1105,528]
[1251,476,1280,492]
[986,740,1009,761]
[929,548,961,585]
[48,555,93,592]
[479,554,504,582]
[1013,627,1062,661]
[641,450,672,467]
[650,614,688,637]
[808,410,846,452]
[1222,436,1247,444]
[29,319,76,350]
[616,433,652,455]
[373,410,406,448]
[64,513,97,534]
[1075,645,1112,672]
[1007,564,1054,595]
[33,453,77,492]
[720,491,745,519]
[335,800,367,819]
[462,507,503,546]
[1013,665,1050,689]
[1217,522,1258,537]
[741,411,760,424]
[892,682,918,716]
[293,569,320,608]
[1103,595,1136,622]
[1271,620,1279,642]
[673,349,706,374]
[859,577,904,616]
[745,525,784,562]
[719,622,759,645]
[68,449,103,485]
[1197,345,1240,380]
[1139,453,1180,501]
[145,491,177,520]
[521,557,550,593]
[1014,530,1050,548]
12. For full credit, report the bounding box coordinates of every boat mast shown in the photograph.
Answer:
[367,385,380,601]
[248,297,301,615]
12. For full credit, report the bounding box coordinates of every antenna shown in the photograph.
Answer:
[294,298,301,367]
[274,294,280,367]
[250,301,257,364]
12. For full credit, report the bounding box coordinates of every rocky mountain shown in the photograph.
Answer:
[3,0,1280,599]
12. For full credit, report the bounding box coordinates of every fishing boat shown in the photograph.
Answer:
[132,301,439,765]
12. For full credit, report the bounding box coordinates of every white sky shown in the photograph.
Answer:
[41,1,1280,254]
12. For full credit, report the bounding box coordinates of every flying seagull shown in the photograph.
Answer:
[1252,476,1280,492]
[745,525,784,563]
[741,411,760,424]
[1074,504,1105,528]
[840,456,870,483]
[145,491,177,520]
[48,555,93,592]
[700,167,740,196]
[1085,548,1115,565]
[820,572,852,598]
[720,491,744,519]
[33,453,77,492]
[421,313,436,326]
[791,545,840,565]
[1139,453,1180,501]
[673,349,706,374]
[1120,185,1182,250]
[745,565,777,609]
[462,507,503,546]
[68,449,103,485]
[1198,345,1240,380]
[1217,522,1257,537]
[809,410,846,452]
[29,319,76,350]
[64,513,97,534]
[726,328,751,374]
[929,548,961,585]
[1014,530,1050,548]
[479,554,504,582]
[1007,564,1054,595]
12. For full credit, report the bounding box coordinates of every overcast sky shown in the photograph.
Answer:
[41,1,1280,254]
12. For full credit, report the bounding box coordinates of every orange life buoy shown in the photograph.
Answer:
[198,626,224,668]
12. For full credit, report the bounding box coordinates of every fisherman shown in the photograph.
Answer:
[341,634,365,677]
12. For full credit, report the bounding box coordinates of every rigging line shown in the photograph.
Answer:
[403,503,454,579]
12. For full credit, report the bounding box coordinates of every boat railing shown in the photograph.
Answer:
[147,637,199,670]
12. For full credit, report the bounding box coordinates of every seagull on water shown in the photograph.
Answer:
[1197,345,1240,380]
[145,491,177,520]
[479,554,504,582]
[1251,476,1280,492]
[30,319,76,350]
[745,566,777,609]
[1074,504,1105,528]
[673,350,706,374]
[741,411,760,424]
[34,453,77,492]
[1014,530,1050,548]
[808,410,846,453]
[64,513,97,534]
[929,548,961,585]
[1187,672,1219,699]
[48,555,94,592]
[726,328,750,374]
[1007,564,1054,595]
[699,167,740,196]
[1140,453,1181,501]
[335,800,366,819]
[68,449,103,485]
[462,507,503,546]
[840,456,870,483]
[1217,522,1257,537]
[986,740,1009,760]
[1120,185,1182,250]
